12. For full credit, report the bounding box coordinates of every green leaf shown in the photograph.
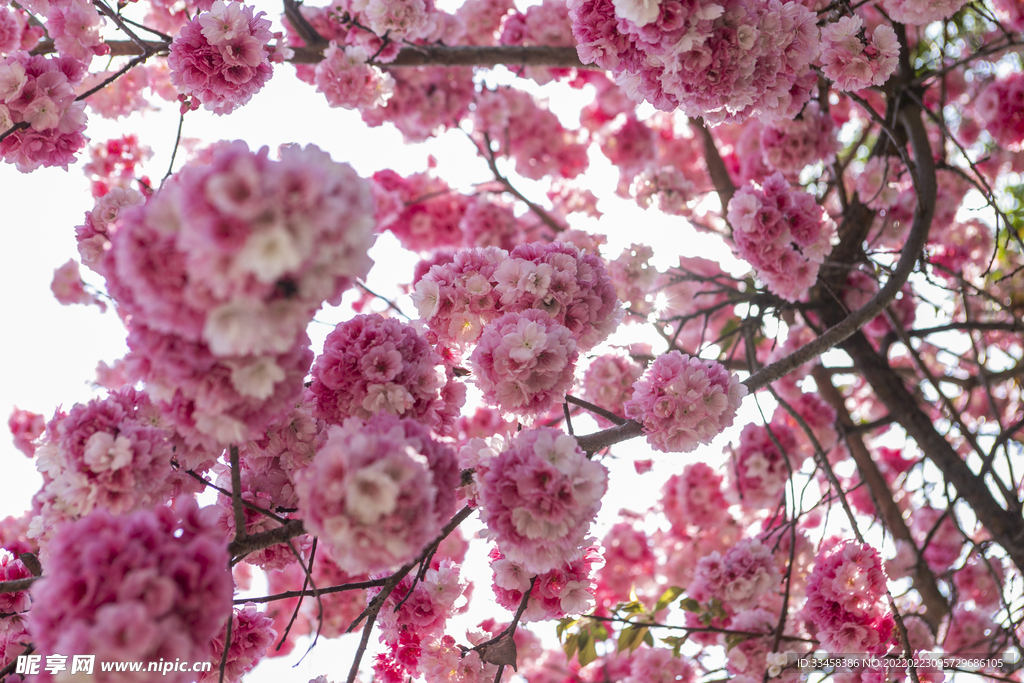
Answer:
[725,633,753,652]
[678,598,702,613]
[590,622,609,641]
[617,625,639,653]
[556,618,578,641]
[578,631,598,667]
[620,601,645,614]
[563,633,578,662]
[642,629,654,647]
[654,586,684,613]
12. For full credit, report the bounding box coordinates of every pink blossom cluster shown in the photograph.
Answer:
[759,101,839,175]
[624,646,694,683]
[910,506,963,573]
[993,0,1024,30]
[976,72,1024,150]
[803,540,893,654]
[419,634,497,683]
[26,503,233,683]
[878,0,968,25]
[0,551,31,615]
[414,241,620,355]
[581,353,643,427]
[498,0,575,84]
[469,309,578,418]
[661,462,731,531]
[8,406,45,457]
[30,388,196,536]
[361,0,431,41]
[103,142,375,444]
[727,421,803,510]
[723,608,777,679]
[594,523,654,606]
[727,173,836,302]
[50,259,106,310]
[369,559,467,679]
[0,4,43,57]
[295,413,458,574]
[819,15,899,92]
[361,66,475,143]
[607,243,658,316]
[569,0,820,124]
[37,0,107,61]
[943,606,997,655]
[211,406,319,570]
[372,168,469,252]
[623,351,746,453]
[167,1,274,115]
[75,186,146,272]
[490,544,602,621]
[689,538,778,612]
[0,51,87,171]
[472,87,589,181]
[459,194,528,251]
[199,605,276,683]
[314,42,394,111]
[82,134,152,198]
[953,554,1005,610]
[310,314,463,434]
[80,66,158,121]
[929,219,995,283]
[477,427,608,574]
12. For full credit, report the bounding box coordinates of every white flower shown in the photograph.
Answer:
[344,464,400,523]
[612,0,662,27]
[227,356,286,399]
[559,581,595,615]
[83,432,134,472]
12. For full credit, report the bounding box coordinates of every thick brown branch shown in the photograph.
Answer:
[227,519,305,558]
[744,101,937,394]
[35,40,587,68]
[574,420,645,455]
[0,576,39,594]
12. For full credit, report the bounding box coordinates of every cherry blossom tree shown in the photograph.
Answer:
[2,0,1024,682]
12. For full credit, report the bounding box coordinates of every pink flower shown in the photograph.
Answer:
[26,502,233,683]
[8,407,45,457]
[167,1,273,115]
[477,428,607,574]
[103,142,375,444]
[624,351,746,453]
[469,309,579,418]
[581,353,643,427]
[310,314,463,435]
[976,72,1024,150]
[50,259,106,310]
[689,538,778,612]
[314,43,394,111]
[489,544,603,621]
[727,173,836,302]
[819,15,899,92]
[625,646,694,683]
[661,462,730,531]
[199,604,276,683]
[802,539,892,655]
[294,414,458,574]
[878,0,968,25]
[30,388,194,537]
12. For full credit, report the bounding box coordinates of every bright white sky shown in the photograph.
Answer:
[0,18,768,679]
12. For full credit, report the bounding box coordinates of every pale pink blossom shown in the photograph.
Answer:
[624,351,746,453]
